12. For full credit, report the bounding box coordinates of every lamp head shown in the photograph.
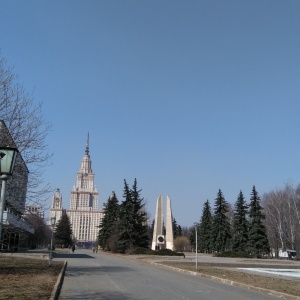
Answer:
[0,146,18,176]
[51,216,56,226]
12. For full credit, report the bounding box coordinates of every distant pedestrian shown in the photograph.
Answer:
[92,246,95,253]
[72,245,75,253]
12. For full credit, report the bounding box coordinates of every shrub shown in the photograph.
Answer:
[129,247,155,255]
[127,247,185,256]
[174,236,190,252]
[155,248,185,257]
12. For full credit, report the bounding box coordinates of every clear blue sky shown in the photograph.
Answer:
[1,1,300,227]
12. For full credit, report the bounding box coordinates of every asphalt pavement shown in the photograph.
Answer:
[54,249,283,300]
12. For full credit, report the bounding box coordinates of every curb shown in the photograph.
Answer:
[153,262,300,300]
[49,260,68,300]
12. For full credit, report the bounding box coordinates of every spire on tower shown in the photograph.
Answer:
[85,133,89,156]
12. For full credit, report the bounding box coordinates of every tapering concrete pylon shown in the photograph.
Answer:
[151,195,174,250]
[151,195,164,250]
[165,196,174,250]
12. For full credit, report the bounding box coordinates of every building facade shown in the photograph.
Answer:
[50,189,63,223]
[50,136,104,245]
[0,120,34,251]
[25,205,45,219]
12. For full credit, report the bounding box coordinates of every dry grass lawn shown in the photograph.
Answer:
[0,256,63,300]
[1,253,299,299]
[158,261,300,298]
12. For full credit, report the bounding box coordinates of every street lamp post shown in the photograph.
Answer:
[49,216,56,266]
[194,222,198,271]
[0,146,18,246]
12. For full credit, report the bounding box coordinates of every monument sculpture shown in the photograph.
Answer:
[151,195,174,250]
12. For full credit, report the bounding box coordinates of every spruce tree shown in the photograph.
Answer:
[198,200,213,253]
[118,180,134,252]
[177,225,182,237]
[232,191,249,252]
[118,179,149,252]
[149,219,155,242]
[248,186,270,257]
[130,178,149,248]
[98,191,119,250]
[54,211,73,247]
[211,189,231,253]
[173,218,178,239]
[189,225,196,248]
[172,218,182,238]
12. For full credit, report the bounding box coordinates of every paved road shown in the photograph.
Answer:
[56,249,278,300]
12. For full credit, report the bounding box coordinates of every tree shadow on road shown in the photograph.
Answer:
[65,265,133,277]
[54,253,94,259]
[59,290,143,300]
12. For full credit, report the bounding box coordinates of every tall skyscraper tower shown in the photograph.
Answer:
[70,134,98,211]
[50,135,104,245]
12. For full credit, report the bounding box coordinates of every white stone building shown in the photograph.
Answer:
[25,205,45,219]
[50,136,104,245]
[50,189,63,224]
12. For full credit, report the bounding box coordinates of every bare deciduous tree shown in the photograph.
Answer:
[263,189,286,257]
[23,212,49,248]
[174,236,190,252]
[0,55,52,207]
[263,183,300,258]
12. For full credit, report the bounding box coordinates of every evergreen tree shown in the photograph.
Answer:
[149,219,155,242]
[130,178,149,248]
[198,200,213,253]
[248,186,270,257]
[98,191,119,250]
[173,218,178,239]
[172,218,182,239]
[189,225,196,248]
[232,191,249,252]
[118,180,134,252]
[211,189,231,253]
[54,211,73,247]
[190,223,199,252]
[117,179,149,252]
[177,225,182,237]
